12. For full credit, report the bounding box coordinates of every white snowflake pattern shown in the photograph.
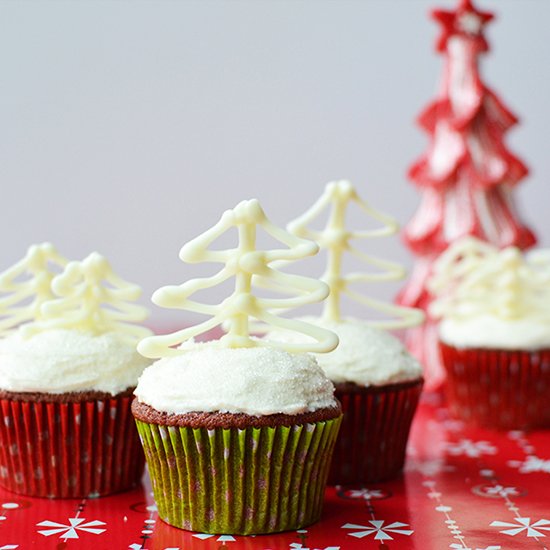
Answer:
[347,488,385,500]
[485,485,519,497]
[444,439,497,458]
[342,521,413,541]
[508,456,550,474]
[490,517,550,538]
[192,534,236,542]
[37,518,106,539]
[473,484,521,498]
[0,546,19,550]
[406,458,455,477]
[449,545,500,550]
[441,418,466,432]
[432,412,465,432]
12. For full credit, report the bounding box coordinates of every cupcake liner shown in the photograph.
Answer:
[440,343,550,430]
[135,416,342,535]
[0,394,144,498]
[329,379,423,485]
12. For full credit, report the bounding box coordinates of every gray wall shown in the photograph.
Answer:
[1,0,548,327]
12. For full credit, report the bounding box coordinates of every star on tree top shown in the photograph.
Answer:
[433,0,494,53]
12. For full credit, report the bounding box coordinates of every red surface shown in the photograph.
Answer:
[1,392,549,549]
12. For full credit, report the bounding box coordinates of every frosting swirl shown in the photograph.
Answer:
[134,342,337,415]
[266,317,423,387]
[0,329,150,394]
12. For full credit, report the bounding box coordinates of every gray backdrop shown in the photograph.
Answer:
[1,0,548,327]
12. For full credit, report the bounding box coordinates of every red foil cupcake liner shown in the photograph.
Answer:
[330,379,423,485]
[0,394,144,498]
[440,343,550,430]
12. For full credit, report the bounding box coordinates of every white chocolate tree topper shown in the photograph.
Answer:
[138,199,338,359]
[429,237,550,323]
[0,242,67,335]
[286,180,424,328]
[25,252,151,340]
[428,236,497,317]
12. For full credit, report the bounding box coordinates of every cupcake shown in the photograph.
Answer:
[0,244,151,497]
[429,236,550,430]
[268,318,423,484]
[134,199,342,534]
[264,181,425,485]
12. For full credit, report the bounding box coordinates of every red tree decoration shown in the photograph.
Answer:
[397,0,536,389]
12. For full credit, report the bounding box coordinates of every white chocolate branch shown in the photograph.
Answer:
[138,199,338,358]
[429,237,550,322]
[428,236,497,318]
[287,180,424,328]
[24,252,151,340]
[0,243,68,335]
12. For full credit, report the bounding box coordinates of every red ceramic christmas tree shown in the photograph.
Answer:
[397,0,536,389]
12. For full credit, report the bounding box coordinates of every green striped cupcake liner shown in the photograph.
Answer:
[135,416,342,535]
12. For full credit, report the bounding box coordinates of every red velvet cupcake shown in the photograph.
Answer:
[264,181,426,484]
[132,198,344,534]
[132,345,342,535]
[0,245,151,497]
[430,238,550,430]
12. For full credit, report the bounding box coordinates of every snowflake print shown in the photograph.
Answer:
[485,485,519,497]
[444,439,497,458]
[508,456,550,474]
[406,457,455,476]
[0,546,19,549]
[449,545,501,550]
[342,520,413,541]
[490,517,550,538]
[347,488,385,500]
[37,518,106,539]
[336,486,391,501]
[441,418,466,432]
[192,534,236,542]
[473,484,523,498]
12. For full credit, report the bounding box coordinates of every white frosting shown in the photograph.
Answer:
[0,329,150,395]
[440,316,550,350]
[134,342,337,415]
[430,238,550,350]
[266,317,423,387]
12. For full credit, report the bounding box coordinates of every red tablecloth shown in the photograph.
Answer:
[1,393,549,549]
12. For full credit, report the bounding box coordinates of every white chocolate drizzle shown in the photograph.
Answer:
[138,199,338,358]
[24,252,151,340]
[429,237,550,323]
[0,243,67,335]
[287,180,424,328]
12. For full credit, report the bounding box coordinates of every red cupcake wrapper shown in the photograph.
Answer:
[0,394,144,498]
[329,379,423,485]
[440,343,550,430]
